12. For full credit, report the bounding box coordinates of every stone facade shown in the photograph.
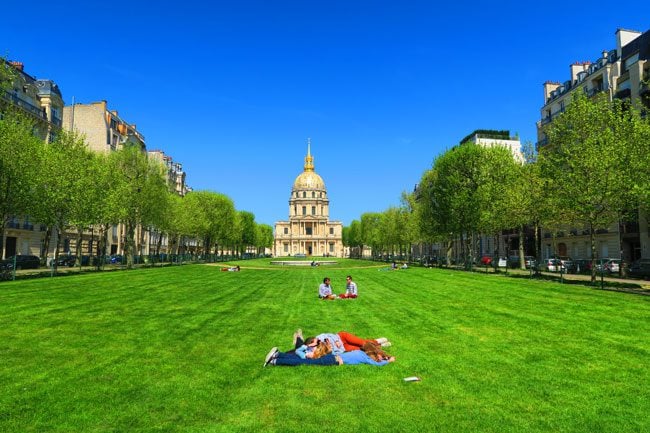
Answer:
[274,145,343,257]
[536,28,650,261]
[1,61,64,258]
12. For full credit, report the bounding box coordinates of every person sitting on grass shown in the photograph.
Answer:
[339,275,358,298]
[318,277,336,300]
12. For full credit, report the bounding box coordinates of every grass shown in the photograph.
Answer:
[1,260,649,432]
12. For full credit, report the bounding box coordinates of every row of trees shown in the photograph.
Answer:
[0,108,273,268]
[344,94,650,282]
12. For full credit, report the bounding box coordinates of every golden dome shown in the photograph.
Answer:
[292,140,326,190]
[293,171,325,190]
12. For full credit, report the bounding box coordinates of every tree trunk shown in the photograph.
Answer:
[125,220,136,269]
[518,226,526,270]
[446,239,454,266]
[42,226,53,267]
[0,221,6,259]
[589,223,597,283]
[76,227,84,268]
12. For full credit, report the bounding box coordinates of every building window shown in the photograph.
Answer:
[306,227,312,235]
[312,192,315,198]
[302,206,306,215]
[311,206,316,215]
[284,243,289,253]
[330,227,334,235]
[283,227,288,235]
[303,192,306,198]
[329,243,335,253]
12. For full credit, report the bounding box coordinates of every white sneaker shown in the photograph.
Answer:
[264,347,279,367]
[381,341,392,348]
[375,337,388,345]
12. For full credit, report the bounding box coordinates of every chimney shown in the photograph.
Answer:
[9,61,24,71]
[570,62,589,83]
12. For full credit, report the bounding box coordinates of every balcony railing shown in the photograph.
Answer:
[1,90,46,120]
[585,86,604,97]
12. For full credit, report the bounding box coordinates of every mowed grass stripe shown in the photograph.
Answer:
[0,263,649,432]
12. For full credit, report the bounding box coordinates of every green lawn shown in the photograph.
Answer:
[1,261,649,433]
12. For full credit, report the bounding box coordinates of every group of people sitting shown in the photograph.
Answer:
[264,330,395,367]
[318,275,358,300]
[221,265,240,272]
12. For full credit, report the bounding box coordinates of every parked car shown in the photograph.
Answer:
[598,259,621,274]
[573,259,593,274]
[508,255,537,269]
[480,255,493,266]
[55,254,77,267]
[628,259,650,279]
[0,255,41,270]
[524,256,537,269]
[549,255,576,273]
[545,258,563,272]
[109,254,123,264]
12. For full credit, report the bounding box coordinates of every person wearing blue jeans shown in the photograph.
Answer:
[264,333,338,366]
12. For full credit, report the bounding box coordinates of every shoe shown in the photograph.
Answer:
[375,337,388,345]
[264,347,279,367]
[381,341,392,348]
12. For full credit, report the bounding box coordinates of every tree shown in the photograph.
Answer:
[180,190,237,255]
[416,144,488,267]
[0,110,44,259]
[237,211,257,256]
[255,223,273,256]
[106,146,169,268]
[541,94,638,282]
[343,220,363,258]
[360,212,382,258]
[32,130,95,266]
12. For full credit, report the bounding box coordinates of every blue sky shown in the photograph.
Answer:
[2,1,649,227]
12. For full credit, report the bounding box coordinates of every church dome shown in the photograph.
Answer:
[292,143,326,191]
[293,171,325,190]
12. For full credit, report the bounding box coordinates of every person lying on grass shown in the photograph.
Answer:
[296,331,391,359]
[264,337,395,367]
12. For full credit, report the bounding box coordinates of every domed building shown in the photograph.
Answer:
[274,143,343,257]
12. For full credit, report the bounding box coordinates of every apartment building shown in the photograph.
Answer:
[147,149,191,254]
[148,149,190,197]
[63,101,146,153]
[1,61,64,258]
[61,101,152,256]
[536,28,650,262]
